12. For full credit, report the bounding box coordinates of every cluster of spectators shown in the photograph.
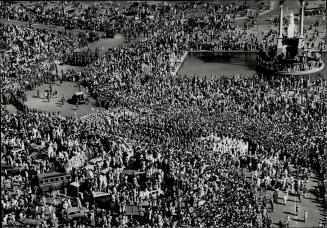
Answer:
[0,1,273,50]
[188,30,273,51]
[0,23,85,107]
[2,72,327,227]
[1,1,326,228]
[257,48,324,73]
[63,47,100,67]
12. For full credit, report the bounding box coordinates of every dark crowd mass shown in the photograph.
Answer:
[0,1,327,228]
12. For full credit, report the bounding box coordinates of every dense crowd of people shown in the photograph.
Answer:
[1,1,327,228]
[0,23,85,108]
[257,50,325,73]
[63,47,100,66]
[2,72,327,227]
[0,1,277,51]
[1,0,324,53]
[0,1,259,32]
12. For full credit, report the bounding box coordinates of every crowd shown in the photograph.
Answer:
[63,47,100,66]
[0,1,255,31]
[0,1,150,41]
[257,47,325,73]
[188,30,273,51]
[1,1,327,228]
[2,72,327,227]
[0,23,85,107]
[0,1,276,51]
[2,1,324,54]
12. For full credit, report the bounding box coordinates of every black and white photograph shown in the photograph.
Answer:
[0,0,326,227]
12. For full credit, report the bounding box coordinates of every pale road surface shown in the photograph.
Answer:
[243,168,326,228]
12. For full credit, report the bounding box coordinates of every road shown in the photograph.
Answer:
[244,168,326,228]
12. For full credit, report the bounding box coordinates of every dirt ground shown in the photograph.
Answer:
[23,81,105,117]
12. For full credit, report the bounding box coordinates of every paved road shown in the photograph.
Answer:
[268,173,326,228]
[244,168,326,228]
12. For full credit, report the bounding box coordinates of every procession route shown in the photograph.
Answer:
[244,169,326,228]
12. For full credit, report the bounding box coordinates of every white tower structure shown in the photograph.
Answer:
[277,0,307,55]
[277,1,284,55]
[298,0,305,49]
[287,12,295,38]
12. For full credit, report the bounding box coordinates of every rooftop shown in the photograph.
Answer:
[37,171,68,179]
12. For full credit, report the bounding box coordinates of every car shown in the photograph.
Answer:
[19,218,42,226]
[38,172,71,192]
[139,189,164,200]
[123,169,145,176]
[105,29,115,38]
[85,158,104,170]
[1,163,24,176]
[89,158,104,167]
[72,92,88,104]
[11,148,26,156]
[84,164,95,170]
[87,31,100,42]
[65,207,89,220]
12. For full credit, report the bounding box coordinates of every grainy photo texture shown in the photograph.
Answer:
[0,0,326,227]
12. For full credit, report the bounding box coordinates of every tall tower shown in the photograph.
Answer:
[277,1,284,55]
[61,2,65,17]
[298,0,305,50]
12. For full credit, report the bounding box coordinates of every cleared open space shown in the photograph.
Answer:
[24,81,105,117]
